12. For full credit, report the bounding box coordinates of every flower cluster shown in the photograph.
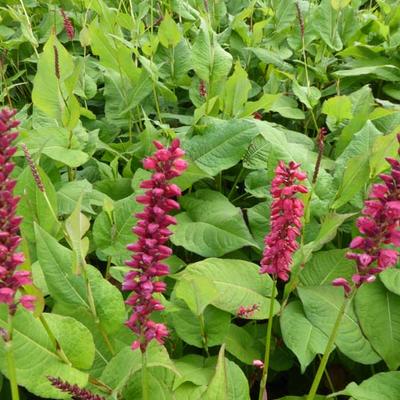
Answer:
[333,135,400,294]
[0,109,35,314]
[260,161,308,281]
[123,139,187,352]
[237,303,260,318]
[199,80,207,97]
[60,9,74,41]
[48,377,105,400]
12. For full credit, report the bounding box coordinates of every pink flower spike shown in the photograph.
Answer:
[123,139,187,352]
[347,135,400,288]
[332,278,351,295]
[260,161,308,281]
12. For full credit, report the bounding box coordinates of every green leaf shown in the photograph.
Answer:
[380,269,400,296]
[100,342,179,396]
[158,12,182,48]
[171,190,258,257]
[21,127,89,168]
[280,300,328,373]
[93,195,141,260]
[224,325,262,365]
[44,313,95,370]
[332,154,370,209]
[192,19,233,87]
[334,65,400,81]
[300,249,356,287]
[170,302,231,348]
[179,258,279,319]
[171,160,211,191]
[245,169,269,198]
[322,95,353,121]
[35,225,125,334]
[356,280,400,370]
[173,355,215,389]
[204,345,250,400]
[186,119,259,176]
[175,276,219,316]
[222,61,251,117]
[15,166,60,250]
[298,286,380,364]
[0,307,88,399]
[32,32,74,122]
[292,81,321,109]
[333,372,400,400]
[331,0,351,9]
[369,132,399,177]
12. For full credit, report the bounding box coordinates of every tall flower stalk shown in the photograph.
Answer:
[258,161,308,400]
[123,139,186,398]
[307,136,400,400]
[0,108,35,400]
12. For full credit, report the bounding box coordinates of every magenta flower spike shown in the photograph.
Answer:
[48,377,105,400]
[123,138,187,352]
[334,135,400,293]
[260,161,308,281]
[0,108,34,314]
[60,9,75,41]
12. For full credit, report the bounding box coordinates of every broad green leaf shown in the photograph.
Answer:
[64,197,91,275]
[241,93,281,117]
[332,154,370,209]
[175,276,219,316]
[100,342,179,396]
[222,61,251,117]
[21,127,89,168]
[243,135,271,170]
[186,119,259,176]
[369,132,399,177]
[313,0,342,51]
[43,313,95,370]
[204,345,250,400]
[170,301,231,348]
[171,160,211,191]
[158,12,181,48]
[247,200,271,248]
[35,225,125,334]
[334,372,400,400]
[173,355,215,389]
[322,95,353,121]
[179,258,279,319]
[32,32,73,122]
[244,169,269,198]
[334,65,400,81]
[0,306,88,399]
[356,280,400,370]
[192,19,233,87]
[224,325,262,365]
[331,0,351,9]
[292,81,321,109]
[280,301,328,373]
[380,269,400,296]
[298,286,380,364]
[15,166,60,250]
[171,190,258,257]
[248,48,293,72]
[300,249,356,287]
[93,195,141,261]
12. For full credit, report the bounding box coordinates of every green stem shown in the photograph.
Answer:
[6,314,20,400]
[105,256,112,280]
[307,290,355,400]
[258,278,277,400]
[198,313,210,357]
[141,351,149,400]
[227,167,244,200]
[39,315,72,366]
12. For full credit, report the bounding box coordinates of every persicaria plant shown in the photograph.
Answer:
[2,3,400,400]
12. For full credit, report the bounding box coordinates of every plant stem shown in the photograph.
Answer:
[198,313,210,357]
[306,290,356,400]
[227,167,244,200]
[6,314,19,400]
[141,351,149,400]
[258,278,277,400]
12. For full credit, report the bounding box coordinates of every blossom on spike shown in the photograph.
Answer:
[253,359,264,369]
[48,377,105,400]
[260,161,308,281]
[123,139,187,352]
[333,135,400,293]
[60,9,74,41]
[0,108,34,314]
[237,303,260,318]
